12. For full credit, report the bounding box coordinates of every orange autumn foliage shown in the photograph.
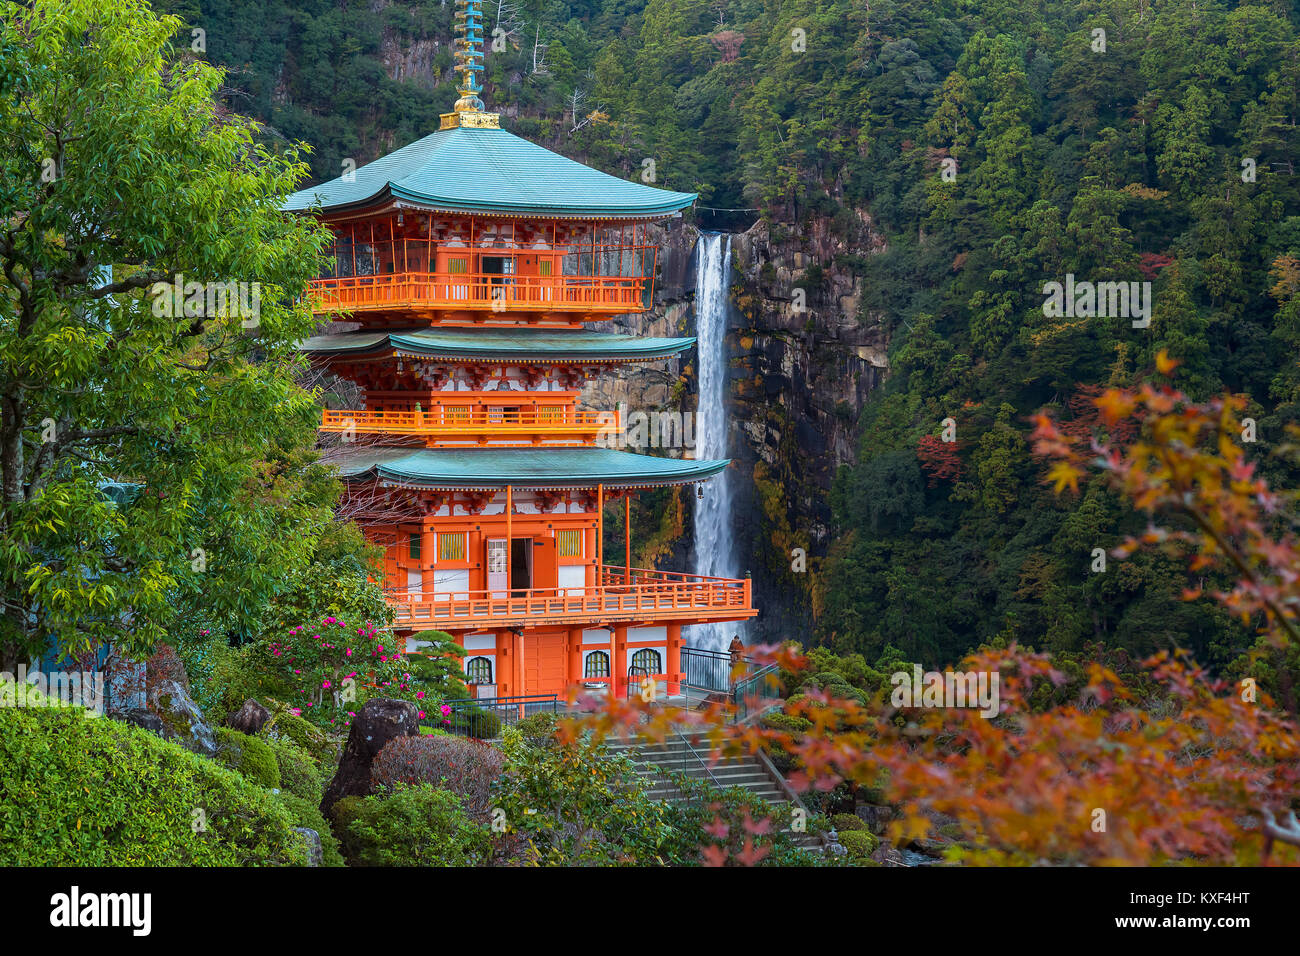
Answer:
[560,353,1300,865]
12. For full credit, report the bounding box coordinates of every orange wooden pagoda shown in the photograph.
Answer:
[283,2,757,701]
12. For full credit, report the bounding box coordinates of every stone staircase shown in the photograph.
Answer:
[604,735,826,852]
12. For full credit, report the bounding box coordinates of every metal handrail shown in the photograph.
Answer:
[732,662,782,723]
[672,728,721,789]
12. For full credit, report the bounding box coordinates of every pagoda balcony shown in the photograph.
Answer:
[308,271,649,316]
[387,566,756,632]
[320,406,616,446]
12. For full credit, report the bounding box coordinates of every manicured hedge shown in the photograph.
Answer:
[0,702,307,866]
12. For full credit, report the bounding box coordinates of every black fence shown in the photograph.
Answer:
[444,694,559,739]
[680,646,735,693]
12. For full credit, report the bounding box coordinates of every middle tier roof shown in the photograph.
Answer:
[300,327,695,364]
[333,446,729,491]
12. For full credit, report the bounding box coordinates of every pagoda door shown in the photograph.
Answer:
[486,538,508,598]
[510,538,533,596]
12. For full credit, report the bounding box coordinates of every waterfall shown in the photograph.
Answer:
[691,233,743,658]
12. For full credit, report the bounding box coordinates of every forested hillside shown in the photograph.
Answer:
[168,0,1300,674]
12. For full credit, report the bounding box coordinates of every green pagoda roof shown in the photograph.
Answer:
[332,447,729,491]
[300,328,695,363]
[282,126,696,220]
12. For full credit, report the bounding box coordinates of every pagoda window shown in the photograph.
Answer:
[466,656,493,685]
[408,531,422,561]
[584,651,610,679]
[629,649,662,675]
[447,257,469,275]
[557,529,583,558]
[438,532,466,562]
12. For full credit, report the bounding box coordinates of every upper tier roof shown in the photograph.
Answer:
[282,126,697,220]
[299,328,695,363]
[332,447,729,491]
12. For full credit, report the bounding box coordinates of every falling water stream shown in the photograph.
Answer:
[691,233,744,659]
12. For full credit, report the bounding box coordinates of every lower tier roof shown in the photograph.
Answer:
[332,447,729,490]
[300,328,695,363]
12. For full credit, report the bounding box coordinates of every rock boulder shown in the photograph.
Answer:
[320,698,420,821]
[226,698,271,735]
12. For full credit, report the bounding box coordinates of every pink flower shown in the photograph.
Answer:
[415,691,425,699]
[322,680,331,689]
[440,704,451,715]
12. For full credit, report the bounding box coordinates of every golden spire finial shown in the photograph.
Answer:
[442,0,500,129]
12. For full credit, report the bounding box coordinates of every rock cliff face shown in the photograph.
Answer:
[584,219,889,642]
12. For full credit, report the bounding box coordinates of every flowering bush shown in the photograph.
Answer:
[263,617,441,731]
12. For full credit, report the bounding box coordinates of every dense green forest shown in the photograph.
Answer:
[164,0,1300,674]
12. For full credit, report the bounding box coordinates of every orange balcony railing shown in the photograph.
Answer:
[320,407,617,446]
[386,566,755,631]
[309,272,648,315]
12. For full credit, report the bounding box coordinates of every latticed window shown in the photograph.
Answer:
[487,540,508,573]
[538,405,562,422]
[408,532,422,561]
[444,405,471,424]
[438,532,466,562]
[629,649,662,675]
[539,260,553,277]
[447,257,468,274]
[584,651,610,678]
[465,656,493,684]
[557,529,583,558]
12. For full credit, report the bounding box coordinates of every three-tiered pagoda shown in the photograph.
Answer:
[283,1,756,701]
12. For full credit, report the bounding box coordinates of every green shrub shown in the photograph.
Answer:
[215,727,282,790]
[840,829,880,860]
[343,784,490,866]
[811,671,851,690]
[663,775,826,867]
[761,711,813,733]
[0,702,306,865]
[275,793,345,867]
[832,813,865,832]
[514,712,558,739]
[195,641,286,720]
[449,706,502,739]
[493,730,679,866]
[262,704,341,764]
[263,733,324,802]
[331,796,365,835]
